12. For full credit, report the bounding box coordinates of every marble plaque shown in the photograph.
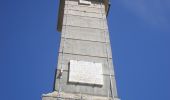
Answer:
[79,0,91,5]
[69,60,103,85]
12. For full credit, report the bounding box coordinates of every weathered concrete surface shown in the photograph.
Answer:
[59,38,112,58]
[65,0,105,8]
[64,4,105,14]
[63,15,108,29]
[54,71,118,97]
[57,53,114,75]
[43,0,120,100]
[42,91,120,100]
[64,10,105,19]
[61,26,110,42]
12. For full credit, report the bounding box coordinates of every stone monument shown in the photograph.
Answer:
[42,0,120,100]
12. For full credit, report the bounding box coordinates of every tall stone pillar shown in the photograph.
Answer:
[42,0,120,100]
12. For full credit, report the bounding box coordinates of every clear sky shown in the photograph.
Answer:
[0,0,170,100]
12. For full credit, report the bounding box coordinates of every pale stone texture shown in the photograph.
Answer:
[56,53,114,75]
[42,91,120,100]
[61,26,110,42]
[59,38,112,58]
[42,0,120,99]
[54,71,118,97]
[63,15,108,29]
[69,60,104,85]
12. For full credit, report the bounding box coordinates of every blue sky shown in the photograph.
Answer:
[0,0,170,100]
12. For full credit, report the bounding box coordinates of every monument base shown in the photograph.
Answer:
[42,91,120,100]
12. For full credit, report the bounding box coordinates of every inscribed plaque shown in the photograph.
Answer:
[69,60,103,85]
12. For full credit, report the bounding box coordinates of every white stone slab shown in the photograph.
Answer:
[69,60,103,85]
[79,0,91,5]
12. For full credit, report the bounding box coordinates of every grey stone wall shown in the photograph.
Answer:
[42,0,120,99]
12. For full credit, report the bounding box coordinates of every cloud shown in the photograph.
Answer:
[118,0,170,31]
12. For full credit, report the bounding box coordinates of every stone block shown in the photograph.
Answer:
[65,0,105,9]
[64,9,105,19]
[64,4,105,14]
[63,15,108,29]
[61,26,110,42]
[42,91,115,100]
[42,96,56,100]
[59,38,112,58]
[54,72,116,97]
